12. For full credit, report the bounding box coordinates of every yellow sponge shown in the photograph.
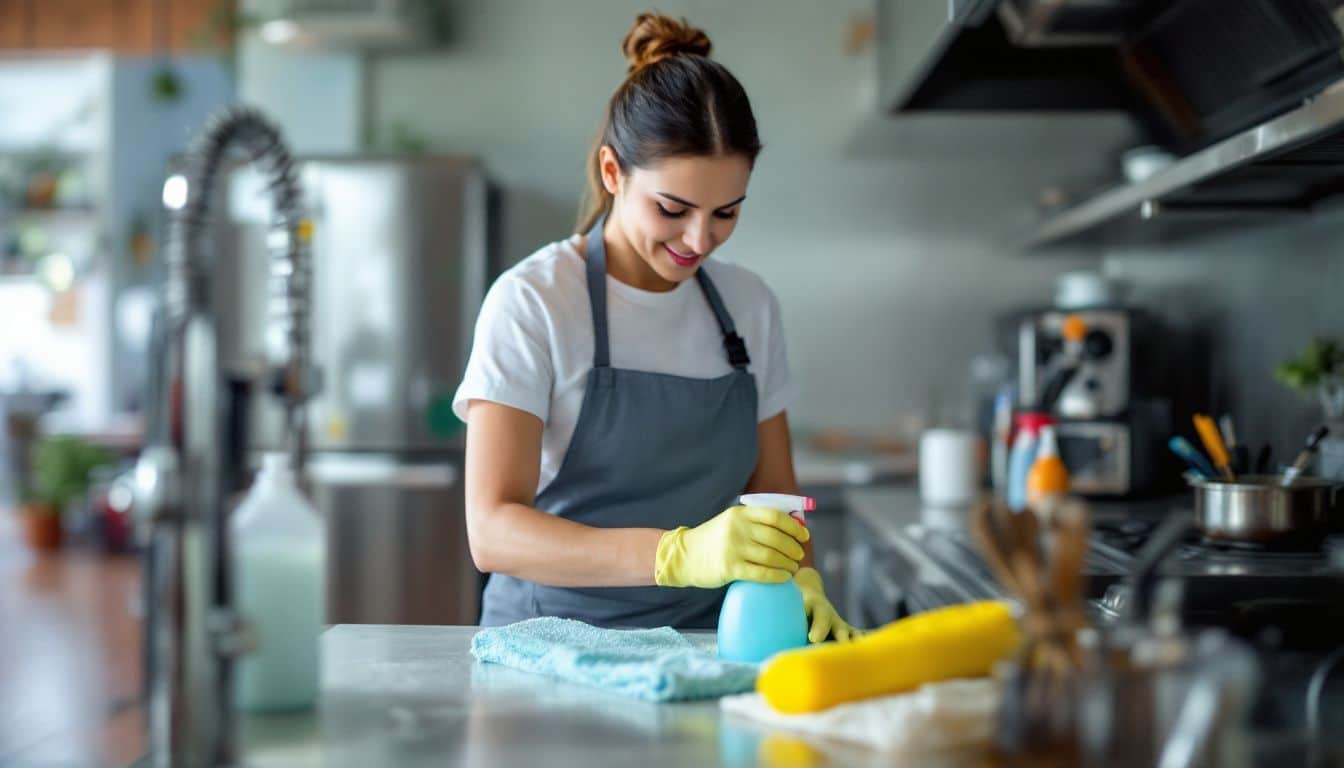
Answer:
[756,601,1021,714]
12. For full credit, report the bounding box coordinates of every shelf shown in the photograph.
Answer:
[0,207,100,227]
[1027,79,1344,247]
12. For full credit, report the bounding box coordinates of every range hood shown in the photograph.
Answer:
[881,0,1344,245]
[1029,78,1344,246]
[888,0,1344,151]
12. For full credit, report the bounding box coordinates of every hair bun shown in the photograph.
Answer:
[622,13,712,74]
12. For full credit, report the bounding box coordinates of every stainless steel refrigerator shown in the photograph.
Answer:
[214,156,488,625]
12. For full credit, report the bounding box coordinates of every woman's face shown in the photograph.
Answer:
[601,148,752,289]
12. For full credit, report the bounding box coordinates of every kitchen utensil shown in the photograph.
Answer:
[918,429,982,507]
[1231,445,1251,476]
[1190,474,1344,548]
[1255,444,1273,474]
[1217,414,1247,473]
[1192,414,1235,481]
[1168,437,1216,480]
[971,499,1092,757]
[1282,424,1330,485]
[1217,414,1238,452]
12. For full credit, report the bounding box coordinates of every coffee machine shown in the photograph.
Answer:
[1014,307,1173,497]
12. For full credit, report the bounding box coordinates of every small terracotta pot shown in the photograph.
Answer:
[19,504,63,552]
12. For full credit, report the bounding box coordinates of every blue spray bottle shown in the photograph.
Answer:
[716,493,812,663]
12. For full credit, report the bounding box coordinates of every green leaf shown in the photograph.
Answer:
[1277,336,1344,393]
[29,436,114,511]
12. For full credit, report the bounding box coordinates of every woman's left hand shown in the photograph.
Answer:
[793,566,863,643]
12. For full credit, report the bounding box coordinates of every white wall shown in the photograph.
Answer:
[237,35,363,153]
[242,1,1140,434]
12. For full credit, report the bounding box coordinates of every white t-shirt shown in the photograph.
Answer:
[453,234,797,494]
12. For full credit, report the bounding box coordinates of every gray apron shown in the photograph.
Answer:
[479,214,760,629]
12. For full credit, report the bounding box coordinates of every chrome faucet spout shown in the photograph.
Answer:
[136,107,315,767]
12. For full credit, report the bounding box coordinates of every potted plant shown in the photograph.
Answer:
[1276,337,1344,425]
[17,435,113,552]
[1276,337,1344,479]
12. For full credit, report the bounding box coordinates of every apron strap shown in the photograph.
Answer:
[584,215,612,369]
[694,269,751,369]
[584,212,751,370]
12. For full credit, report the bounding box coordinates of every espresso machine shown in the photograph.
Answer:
[1014,307,1174,497]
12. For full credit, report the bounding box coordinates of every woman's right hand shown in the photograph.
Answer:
[654,505,810,589]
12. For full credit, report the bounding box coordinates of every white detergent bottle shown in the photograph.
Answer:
[232,452,326,712]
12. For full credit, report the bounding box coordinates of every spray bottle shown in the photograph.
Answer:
[1026,425,1071,508]
[716,493,812,663]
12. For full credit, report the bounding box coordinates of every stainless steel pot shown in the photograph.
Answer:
[1190,475,1344,547]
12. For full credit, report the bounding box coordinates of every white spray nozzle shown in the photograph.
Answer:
[739,493,815,525]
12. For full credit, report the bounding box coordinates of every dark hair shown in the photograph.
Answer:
[576,13,763,232]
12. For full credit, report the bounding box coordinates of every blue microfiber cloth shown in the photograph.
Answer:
[470,616,757,702]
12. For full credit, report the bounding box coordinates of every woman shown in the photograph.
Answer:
[455,13,858,641]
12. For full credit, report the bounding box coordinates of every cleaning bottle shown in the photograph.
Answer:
[990,389,1015,499]
[1006,412,1052,511]
[1026,425,1070,508]
[232,452,326,712]
[717,493,811,663]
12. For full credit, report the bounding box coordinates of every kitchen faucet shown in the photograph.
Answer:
[132,107,317,767]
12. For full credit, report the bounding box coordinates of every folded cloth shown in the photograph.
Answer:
[470,617,757,702]
[720,678,998,754]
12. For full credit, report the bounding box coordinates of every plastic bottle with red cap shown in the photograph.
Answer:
[1007,412,1055,511]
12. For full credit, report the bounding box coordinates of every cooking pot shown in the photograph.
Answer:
[1189,475,1344,548]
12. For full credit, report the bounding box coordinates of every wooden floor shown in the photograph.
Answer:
[0,512,146,766]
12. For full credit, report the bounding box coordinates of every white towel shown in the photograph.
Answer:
[719,678,999,754]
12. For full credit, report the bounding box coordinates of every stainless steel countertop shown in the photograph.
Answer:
[843,484,970,544]
[792,447,915,488]
[232,624,938,768]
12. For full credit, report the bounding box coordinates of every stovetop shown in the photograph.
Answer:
[849,490,1344,737]
[1091,515,1344,577]
[888,511,1344,650]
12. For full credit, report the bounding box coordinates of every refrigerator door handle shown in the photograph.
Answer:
[307,456,459,489]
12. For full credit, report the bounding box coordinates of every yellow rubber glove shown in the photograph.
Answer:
[793,566,862,643]
[655,506,810,589]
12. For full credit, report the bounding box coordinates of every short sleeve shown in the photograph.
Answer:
[757,286,798,422]
[453,274,554,423]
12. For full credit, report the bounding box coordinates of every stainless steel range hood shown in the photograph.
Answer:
[1029,78,1344,246]
[882,0,1344,245]
[888,0,1344,150]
